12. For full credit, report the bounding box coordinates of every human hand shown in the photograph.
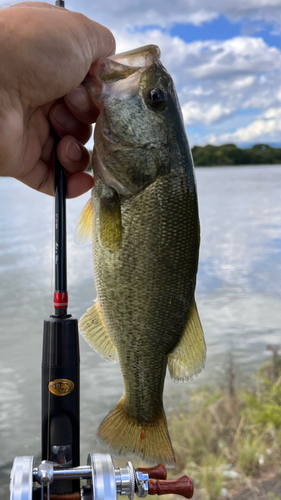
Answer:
[0,2,115,197]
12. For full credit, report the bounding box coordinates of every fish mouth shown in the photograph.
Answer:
[108,44,161,68]
[85,45,161,103]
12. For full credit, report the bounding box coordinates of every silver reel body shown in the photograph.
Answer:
[10,454,147,500]
[10,453,193,500]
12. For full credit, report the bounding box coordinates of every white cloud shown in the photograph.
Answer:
[223,76,256,91]
[67,0,281,32]
[211,107,281,143]
[113,29,281,131]
[262,107,281,119]
[242,86,281,110]
[113,30,281,84]
[185,37,281,80]
[2,0,281,31]
[183,10,218,26]
[183,102,235,125]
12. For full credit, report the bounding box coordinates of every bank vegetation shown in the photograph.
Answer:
[166,349,281,500]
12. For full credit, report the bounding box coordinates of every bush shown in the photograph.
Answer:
[167,351,281,496]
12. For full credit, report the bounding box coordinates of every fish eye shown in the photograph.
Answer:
[147,88,166,110]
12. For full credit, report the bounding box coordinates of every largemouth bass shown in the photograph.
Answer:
[76,45,206,466]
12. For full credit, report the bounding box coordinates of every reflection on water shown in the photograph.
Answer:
[0,166,281,496]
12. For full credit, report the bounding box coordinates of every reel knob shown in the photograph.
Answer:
[136,464,167,480]
[148,475,194,499]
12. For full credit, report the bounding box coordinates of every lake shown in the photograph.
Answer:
[0,165,281,497]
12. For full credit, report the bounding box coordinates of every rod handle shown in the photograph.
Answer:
[148,475,194,499]
[137,463,167,480]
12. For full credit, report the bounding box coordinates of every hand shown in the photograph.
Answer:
[0,2,115,197]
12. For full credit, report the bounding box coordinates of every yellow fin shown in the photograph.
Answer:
[79,300,118,363]
[168,300,206,382]
[100,192,122,253]
[74,198,93,246]
[97,397,175,467]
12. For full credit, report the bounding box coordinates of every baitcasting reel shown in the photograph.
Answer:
[10,453,194,500]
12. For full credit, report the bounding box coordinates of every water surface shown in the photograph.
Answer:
[0,166,280,497]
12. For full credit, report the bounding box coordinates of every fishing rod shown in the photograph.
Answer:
[9,2,195,499]
[40,140,80,495]
[41,0,80,495]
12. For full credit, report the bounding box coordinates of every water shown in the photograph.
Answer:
[0,165,281,496]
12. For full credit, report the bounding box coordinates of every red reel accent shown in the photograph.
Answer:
[54,292,68,309]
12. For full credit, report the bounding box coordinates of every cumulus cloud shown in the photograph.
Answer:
[2,0,281,31]
[184,38,280,80]
[113,30,281,82]
[113,28,281,134]
[209,107,281,144]
[182,102,235,125]
[2,0,281,145]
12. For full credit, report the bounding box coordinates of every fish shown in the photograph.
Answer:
[76,44,206,467]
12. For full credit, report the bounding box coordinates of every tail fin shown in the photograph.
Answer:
[97,397,176,467]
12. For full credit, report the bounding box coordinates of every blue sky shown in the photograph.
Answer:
[171,16,281,48]
[2,0,281,147]
[135,15,281,49]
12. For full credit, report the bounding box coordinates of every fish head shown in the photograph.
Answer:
[85,45,184,196]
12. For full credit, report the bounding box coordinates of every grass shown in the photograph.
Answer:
[166,351,281,499]
[267,493,281,500]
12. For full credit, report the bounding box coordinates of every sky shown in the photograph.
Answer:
[2,0,281,147]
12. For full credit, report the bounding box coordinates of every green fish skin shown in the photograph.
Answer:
[77,45,206,467]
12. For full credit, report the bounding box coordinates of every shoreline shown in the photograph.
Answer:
[167,352,281,500]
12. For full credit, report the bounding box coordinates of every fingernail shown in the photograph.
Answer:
[53,104,76,129]
[66,139,82,162]
[66,86,89,111]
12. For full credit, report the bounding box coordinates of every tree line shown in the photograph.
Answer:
[191,143,281,166]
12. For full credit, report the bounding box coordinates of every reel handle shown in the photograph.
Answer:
[137,463,167,480]
[148,475,194,499]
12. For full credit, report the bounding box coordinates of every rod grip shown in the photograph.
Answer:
[137,463,167,480]
[148,475,194,499]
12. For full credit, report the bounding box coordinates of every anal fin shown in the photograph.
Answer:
[79,300,118,363]
[168,299,206,382]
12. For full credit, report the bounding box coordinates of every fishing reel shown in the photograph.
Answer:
[10,454,194,500]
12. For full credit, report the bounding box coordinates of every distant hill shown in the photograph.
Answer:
[191,143,281,166]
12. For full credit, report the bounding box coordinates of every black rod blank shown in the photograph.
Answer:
[54,137,68,315]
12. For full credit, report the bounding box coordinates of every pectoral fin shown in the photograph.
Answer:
[74,198,93,246]
[100,191,122,252]
[168,300,206,382]
[80,300,119,363]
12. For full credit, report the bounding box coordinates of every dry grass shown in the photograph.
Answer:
[165,353,281,499]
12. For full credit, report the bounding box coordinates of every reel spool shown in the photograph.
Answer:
[10,456,34,500]
[10,454,194,500]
